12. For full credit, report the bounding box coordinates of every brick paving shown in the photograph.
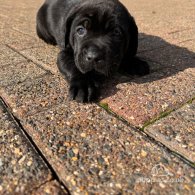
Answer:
[0,0,195,194]
[0,99,67,194]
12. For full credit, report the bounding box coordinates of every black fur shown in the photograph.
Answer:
[36,0,150,102]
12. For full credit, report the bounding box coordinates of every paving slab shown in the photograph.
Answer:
[140,40,195,69]
[138,39,195,76]
[0,74,68,117]
[19,102,195,194]
[164,28,195,45]
[101,67,195,128]
[138,32,195,54]
[145,100,195,163]
[0,15,13,30]
[101,32,195,128]
[137,21,191,40]
[0,0,39,18]
[179,39,195,53]
[0,0,195,194]
[0,99,52,194]
[1,66,194,193]
[32,180,67,195]
[7,34,46,51]
[20,46,60,74]
[12,22,37,38]
[0,28,34,45]
[0,45,26,66]
[0,60,46,87]
[0,7,37,27]
[0,0,41,37]
[138,34,170,54]
[1,7,37,21]
[121,0,195,35]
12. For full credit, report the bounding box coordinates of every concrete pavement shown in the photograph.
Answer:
[0,0,194,194]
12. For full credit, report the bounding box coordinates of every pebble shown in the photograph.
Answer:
[80,133,86,138]
[190,172,194,177]
[0,130,3,136]
[27,161,33,166]
[64,142,70,147]
[72,157,78,161]
[116,183,122,189]
[11,160,16,165]
[14,148,22,156]
[0,159,3,167]
[71,179,76,185]
[73,171,78,175]
[141,150,148,157]
[99,171,103,176]
[184,185,190,191]
[104,157,110,165]
[175,135,182,142]
[45,187,51,193]
[159,182,166,188]
[13,179,18,185]
[12,109,17,113]
[73,148,79,154]
[189,143,193,147]
[18,156,26,164]
[162,103,169,110]
[66,121,71,126]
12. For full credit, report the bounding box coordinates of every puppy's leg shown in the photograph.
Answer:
[57,49,104,102]
[120,57,150,76]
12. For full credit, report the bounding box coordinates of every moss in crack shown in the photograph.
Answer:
[141,109,174,131]
[99,102,127,122]
[142,97,195,130]
[99,102,116,116]
[99,102,110,111]
[186,97,195,104]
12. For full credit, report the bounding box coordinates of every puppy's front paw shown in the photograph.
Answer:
[134,59,150,76]
[69,76,100,103]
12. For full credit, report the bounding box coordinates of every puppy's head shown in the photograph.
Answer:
[64,0,138,76]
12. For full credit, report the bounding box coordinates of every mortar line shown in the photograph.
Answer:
[142,96,195,129]
[6,44,54,75]
[0,97,71,195]
[97,98,195,168]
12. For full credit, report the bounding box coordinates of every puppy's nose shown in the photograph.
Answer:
[85,46,104,63]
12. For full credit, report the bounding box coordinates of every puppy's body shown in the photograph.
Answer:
[37,0,149,102]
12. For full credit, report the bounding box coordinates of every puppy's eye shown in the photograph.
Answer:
[113,28,122,37]
[76,26,87,36]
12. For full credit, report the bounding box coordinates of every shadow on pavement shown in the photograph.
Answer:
[100,33,195,100]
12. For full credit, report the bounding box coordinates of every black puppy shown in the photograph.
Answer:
[36,0,149,102]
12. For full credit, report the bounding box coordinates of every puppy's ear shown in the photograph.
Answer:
[64,11,77,48]
[122,16,138,62]
[121,16,150,75]
[57,6,81,49]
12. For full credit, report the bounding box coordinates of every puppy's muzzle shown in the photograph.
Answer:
[84,45,105,68]
[78,44,108,75]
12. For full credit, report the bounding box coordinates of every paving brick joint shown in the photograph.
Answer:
[0,0,195,194]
